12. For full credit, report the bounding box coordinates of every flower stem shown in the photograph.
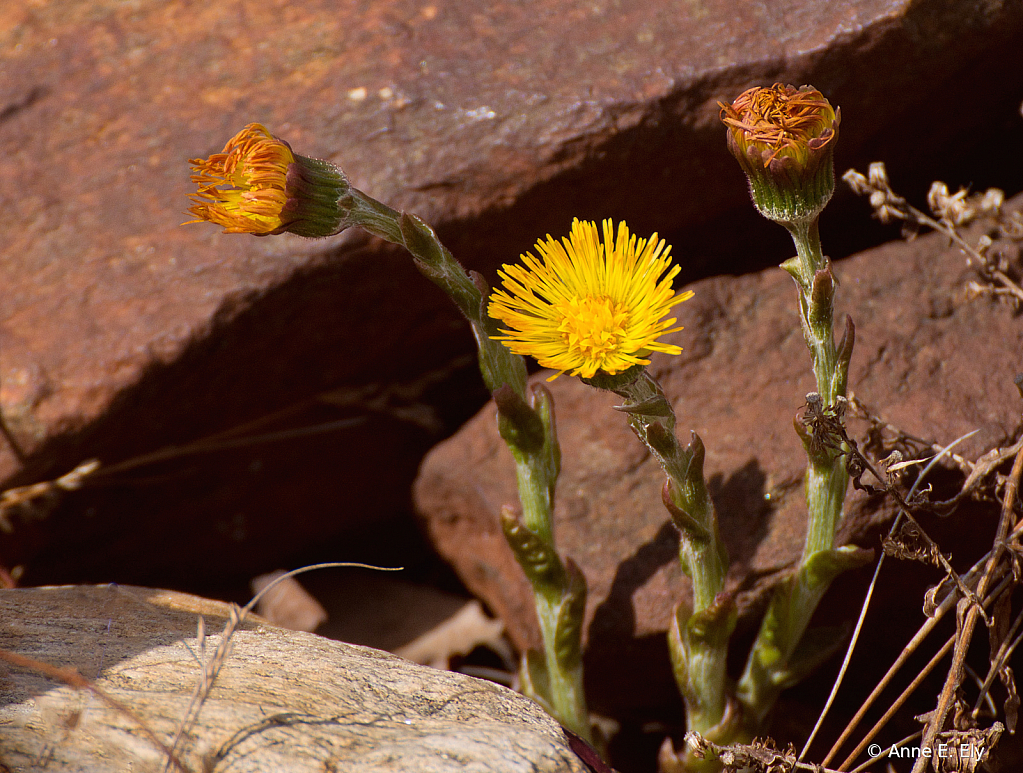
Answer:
[601,370,735,753]
[496,384,592,744]
[736,216,853,729]
[785,218,844,404]
[347,188,592,742]
[610,373,729,608]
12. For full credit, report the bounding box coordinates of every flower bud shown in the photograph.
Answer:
[187,123,352,237]
[719,84,840,224]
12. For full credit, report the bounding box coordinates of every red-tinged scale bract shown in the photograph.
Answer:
[720,83,840,224]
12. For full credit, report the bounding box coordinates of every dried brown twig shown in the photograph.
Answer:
[845,394,1023,512]
[0,414,368,537]
[686,733,844,773]
[0,459,100,533]
[844,163,1023,309]
[0,648,190,773]
[805,430,986,769]
[803,394,988,620]
[0,356,474,538]
[162,562,401,772]
[0,563,401,772]
[834,573,1014,772]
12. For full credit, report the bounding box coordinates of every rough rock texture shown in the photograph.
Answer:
[413,203,1023,714]
[0,585,587,773]
[1,0,1022,589]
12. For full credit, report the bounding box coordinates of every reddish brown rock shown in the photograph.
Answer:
[1,0,1021,590]
[413,207,1023,714]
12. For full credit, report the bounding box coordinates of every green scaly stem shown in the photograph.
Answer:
[598,369,735,761]
[736,216,853,728]
[346,187,592,743]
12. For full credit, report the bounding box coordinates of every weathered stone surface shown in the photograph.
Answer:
[0,585,587,773]
[413,200,1023,713]
[1,0,1021,589]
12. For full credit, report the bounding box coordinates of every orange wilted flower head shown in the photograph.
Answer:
[719,84,840,223]
[186,123,351,237]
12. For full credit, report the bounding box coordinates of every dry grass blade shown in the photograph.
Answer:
[161,562,401,772]
[911,443,1023,773]
[805,430,979,765]
[97,416,367,479]
[0,401,369,536]
[839,635,954,771]
[848,731,922,773]
[829,556,1012,770]
[0,648,190,773]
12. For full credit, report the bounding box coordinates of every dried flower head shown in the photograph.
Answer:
[720,83,840,223]
[187,123,351,237]
[488,219,693,381]
[842,163,909,225]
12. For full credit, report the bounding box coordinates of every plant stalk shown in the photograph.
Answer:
[606,370,734,752]
[348,187,592,742]
[736,215,852,728]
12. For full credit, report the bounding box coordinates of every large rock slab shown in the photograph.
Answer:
[0,585,588,773]
[1,0,1021,589]
[413,200,1023,714]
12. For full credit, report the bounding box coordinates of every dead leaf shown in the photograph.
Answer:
[395,600,508,670]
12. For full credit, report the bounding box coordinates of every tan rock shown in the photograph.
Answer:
[0,585,587,773]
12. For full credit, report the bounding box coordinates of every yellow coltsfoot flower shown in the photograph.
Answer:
[488,219,693,381]
[187,123,351,237]
[720,83,840,224]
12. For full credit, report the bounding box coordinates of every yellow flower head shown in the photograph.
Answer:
[488,219,694,381]
[187,123,351,237]
[719,84,840,223]
[187,123,297,234]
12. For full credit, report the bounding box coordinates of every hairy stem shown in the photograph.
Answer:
[349,191,591,742]
[607,371,733,747]
[737,216,852,728]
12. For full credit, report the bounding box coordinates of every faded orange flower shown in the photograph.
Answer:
[187,123,350,237]
[720,84,840,223]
